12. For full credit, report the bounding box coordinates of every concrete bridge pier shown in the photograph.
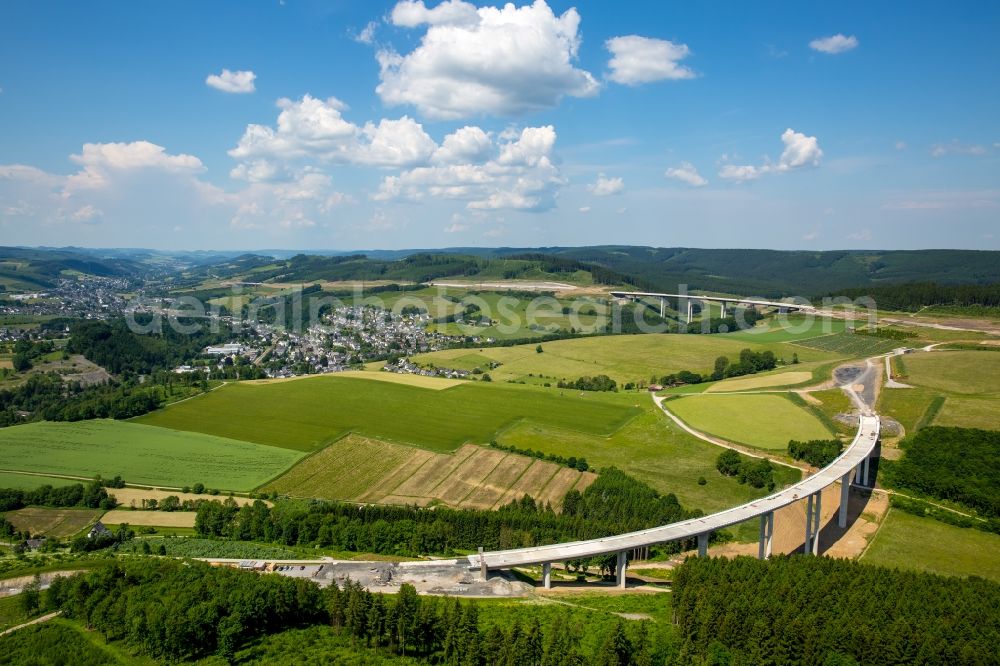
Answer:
[697,533,709,557]
[805,491,823,554]
[758,511,774,559]
[660,298,666,318]
[862,456,871,486]
[720,301,728,318]
[542,562,552,589]
[686,300,694,324]
[838,471,852,528]
[616,551,627,589]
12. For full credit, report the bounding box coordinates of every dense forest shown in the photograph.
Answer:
[196,469,701,564]
[67,318,233,376]
[827,281,1000,311]
[672,555,1000,665]
[883,426,1000,517]
[0,371,205,426]
[39,559,659,664]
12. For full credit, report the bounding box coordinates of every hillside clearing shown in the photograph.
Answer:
[705,370,814,392]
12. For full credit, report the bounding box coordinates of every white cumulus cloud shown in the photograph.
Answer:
[374,125,566,211]
[377,0,599,119]
[588,173,624,196]
[206,69,257,94]
[605,35,695,85]
[664,162,707,187]
[67,141,205,190]
[719,129,822,182]
[809,34,858,54]
[229,95,436,168]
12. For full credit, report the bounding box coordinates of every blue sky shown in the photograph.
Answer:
[1,0,997,251]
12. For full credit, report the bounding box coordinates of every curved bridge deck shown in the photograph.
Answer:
[470,415,879,573]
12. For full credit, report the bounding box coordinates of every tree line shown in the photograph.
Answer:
[489,441,590,471]
[826,281,1000,311]
[672,555,1000,665]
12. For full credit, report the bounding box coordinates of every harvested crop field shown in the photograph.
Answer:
[5,507,102,538]
[100,510,196,528]
[262,435,596,511]
[109,488,270,509]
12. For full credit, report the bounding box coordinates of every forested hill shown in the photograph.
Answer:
[484,246,1000,297]
[0,246,141,291]
[191,246,1000,298]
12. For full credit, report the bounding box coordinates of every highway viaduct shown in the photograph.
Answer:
[470,414,880,589]
[609,290,816,323]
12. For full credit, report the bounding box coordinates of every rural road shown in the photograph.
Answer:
[0,611,61,637]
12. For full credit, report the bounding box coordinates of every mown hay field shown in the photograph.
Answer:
[5,507,103,538]
[262,435,595,511]
[100,510,196,528]
[0,420,303,491]
[664,393,833,450]
[136,376,640,453]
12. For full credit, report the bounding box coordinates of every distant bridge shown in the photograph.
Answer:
[470,415,880,589]
[609,290,816,323]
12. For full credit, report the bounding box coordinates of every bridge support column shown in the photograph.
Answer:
[721,301,728,318]
[660,298,665,318]
[804,491,823,555]
[478,546,487,579]
[697,533,708,557]
[616,551,627,589]
[758,511,774,559]
[862,456,871,486]
[839,472,851,528]
[686,300,693,324]
[542,562,552,589]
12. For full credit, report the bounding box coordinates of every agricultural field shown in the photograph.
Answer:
[663,393,833,450]
[136,376,639,453]
[263,435,595,511]
[793,331,901,357]
[119,538,305,560]
[0,420,303,491]
[411,333,838,386]
[4,507,103,538]
[862,510,1000,582]
[99,510,196,528]
[879,351,1000,432]
[0,472,78,490]
[898,350,1000,394]
[498,397,801,514]
[110,488,268,509]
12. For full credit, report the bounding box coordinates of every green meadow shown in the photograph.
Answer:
[0,471,79,489]
[0,420,302,491]
[664,393,834,450]
[136,376,640,453]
